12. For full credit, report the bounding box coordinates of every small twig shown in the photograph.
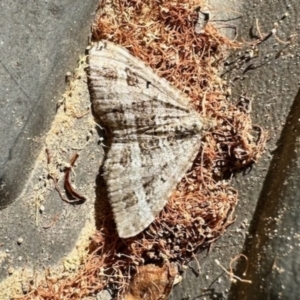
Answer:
[192,252,201,275]
[48,173,70,203]
[45,151,81,204]
[215,255,252,283]
[253,18,292,46]
[45,148,51,164]
[46,150,86,204]
[42,214,60,229]
[255,18,263,39]
[273,32,294,45]
[72,109,90,119]
[64,153,86,204]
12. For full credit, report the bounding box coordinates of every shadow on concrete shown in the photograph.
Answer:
[229,87,300,299]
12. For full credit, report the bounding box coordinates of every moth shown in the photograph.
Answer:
[88,41,203,238]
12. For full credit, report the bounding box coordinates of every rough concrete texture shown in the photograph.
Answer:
[1,0,300,299]
[230,74,300,300]
[0,0,99,208]
[0,0,100,297]
[0,59,103,298]
[171,0,300,299]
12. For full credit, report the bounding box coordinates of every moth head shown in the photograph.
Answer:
[192,120,203,132]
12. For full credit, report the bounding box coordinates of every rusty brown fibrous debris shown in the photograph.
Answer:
[17,1,266,299]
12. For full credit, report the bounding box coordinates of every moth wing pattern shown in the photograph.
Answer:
[88,41,203,238]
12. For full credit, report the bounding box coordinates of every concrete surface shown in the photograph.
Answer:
[0,0,100,296]
[229,79,300,300]
[0,0,99,208]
